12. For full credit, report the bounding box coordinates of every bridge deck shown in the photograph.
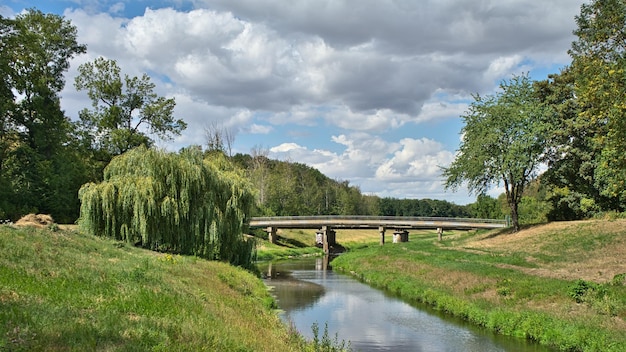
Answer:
[249,216,507,230]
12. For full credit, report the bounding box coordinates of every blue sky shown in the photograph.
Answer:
[2,0,584,204]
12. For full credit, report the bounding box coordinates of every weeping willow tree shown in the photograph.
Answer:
[78,146,256,267]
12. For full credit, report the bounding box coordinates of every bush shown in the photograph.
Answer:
[568,279,619,316]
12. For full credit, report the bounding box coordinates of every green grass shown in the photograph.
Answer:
[330,224,626,352]
[255,228,324,261]
[0,225,318,351]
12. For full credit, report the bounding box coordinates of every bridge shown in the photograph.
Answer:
[249,216,509,253]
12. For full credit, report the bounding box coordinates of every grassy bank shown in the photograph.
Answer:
[329,220,626,351]
[0,225,314,351]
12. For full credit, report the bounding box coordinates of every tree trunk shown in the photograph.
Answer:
[509,199,520,232]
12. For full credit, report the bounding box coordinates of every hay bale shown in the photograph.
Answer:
[15,214,55,228]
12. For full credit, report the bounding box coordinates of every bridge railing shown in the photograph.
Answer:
[249,215,508,225]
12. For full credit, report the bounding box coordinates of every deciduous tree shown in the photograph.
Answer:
[74,57,187,156]
[569,0,626,205]
[79,146,256,267]
[443,75,547,231]
[0,10,87,221]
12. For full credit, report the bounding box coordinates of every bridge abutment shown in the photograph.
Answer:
[379,226,386,245]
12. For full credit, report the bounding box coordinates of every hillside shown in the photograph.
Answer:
[459,220,626,283]
[0,225,308,351]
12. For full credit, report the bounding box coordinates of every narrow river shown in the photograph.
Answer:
[260,257,552,352]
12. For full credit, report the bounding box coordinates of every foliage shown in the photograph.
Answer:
[568,279,619,316]
[536,70,612,220]
[233,154,377,216]
[310,322,351,352]
[0,10,88,222]
[466,194,502,219]
[205,121,235,156]
[514,197,548,225]
[378,197,471,217]
[74,57,187,156]
[443,74,548,231]
[78,146,255,267]
[569,0,626,206]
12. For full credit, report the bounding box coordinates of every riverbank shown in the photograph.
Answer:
[328,220,626,351]
[0,225,313,351]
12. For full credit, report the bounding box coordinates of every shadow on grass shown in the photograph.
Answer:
[479,222,549,240]
[277,236,309,248]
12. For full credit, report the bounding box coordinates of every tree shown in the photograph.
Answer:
[78,146,256,267]
[205,121,235,156]
[468,194,503,220]
[443,75,547,231]
[74,57,187,156]
[250,145,269,208]
[536,69,620,219]
[0,10,87,221]
[569,0,626,205]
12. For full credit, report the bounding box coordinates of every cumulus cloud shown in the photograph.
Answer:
[43,0,582,203]
[375,138,454,182]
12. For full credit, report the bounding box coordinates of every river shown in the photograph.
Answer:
[260,257,552,352]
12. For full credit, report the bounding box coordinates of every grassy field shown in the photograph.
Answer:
[317,221,626,352]
[0,224,317,351]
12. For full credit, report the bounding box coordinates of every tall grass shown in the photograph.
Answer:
[0,225,315,351]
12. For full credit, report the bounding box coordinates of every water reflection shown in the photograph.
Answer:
[262,261,326,311]
[261,257,552,352]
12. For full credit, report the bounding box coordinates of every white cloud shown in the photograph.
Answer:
[484,55,526,83]
[245,124,273,134]
[414,97,469,124]
[266,134,467,201]
[270,143,306,153]
[108,2,125,15]
[22,0,583,204]
[375,138,454,182]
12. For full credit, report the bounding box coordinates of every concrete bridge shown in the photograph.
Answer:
[249,216,509,253]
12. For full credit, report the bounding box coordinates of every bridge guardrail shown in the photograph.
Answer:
[248,215,508,227]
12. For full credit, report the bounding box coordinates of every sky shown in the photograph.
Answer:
[2,0,585,205]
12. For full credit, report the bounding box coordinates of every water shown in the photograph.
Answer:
[261,257,551,352]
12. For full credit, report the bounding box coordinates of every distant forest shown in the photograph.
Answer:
[231,153,479,219]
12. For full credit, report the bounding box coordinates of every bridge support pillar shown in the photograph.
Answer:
[437,227,443,241]
[266,226,277,244]
[317,226,335,254]
[393,230,409,243]
[379,226,386,245]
